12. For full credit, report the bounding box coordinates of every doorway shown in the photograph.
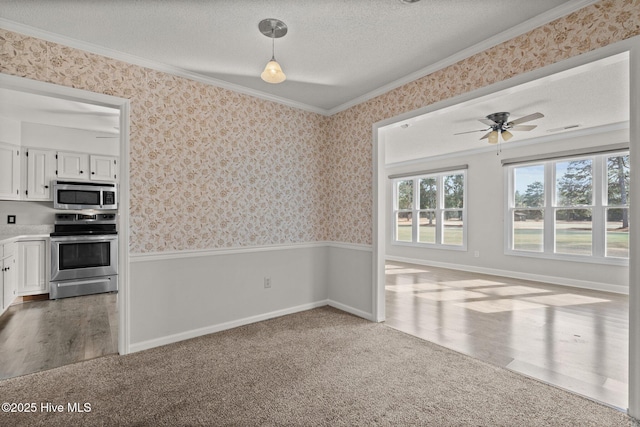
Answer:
[0,73,130,377]
[372,39,639,414]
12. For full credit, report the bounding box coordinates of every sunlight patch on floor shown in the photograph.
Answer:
[416,290,487,301]
[522,294,610,306]
[455,299,547,313]
[385,283,449,292]
[440,279,508,288]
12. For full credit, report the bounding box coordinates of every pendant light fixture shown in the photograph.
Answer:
[259,18,287,84]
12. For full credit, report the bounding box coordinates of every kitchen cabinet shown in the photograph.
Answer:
[26,148,56,200]
[57,151,90,180]
[57,151,118,182]
[17,240,47,296]
[90,155,118,181]
[0,142,21,200]
[1,243,17,315]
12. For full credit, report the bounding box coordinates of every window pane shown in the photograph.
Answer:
[418,211,436,243]
[444,174,464,209]
[556,159,592,206]
[396,212,412,242]
[514,165,544,208]
[397,180,413,210]
[555,209,592,255]
[607,154,630,206]
[606,208,629,258]
[513,209,544,252]
[419,177,437,209]
[443,210,463,245]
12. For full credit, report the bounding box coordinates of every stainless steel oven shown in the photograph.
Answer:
[50,213,118,299]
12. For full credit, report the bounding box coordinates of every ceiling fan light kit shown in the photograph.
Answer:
[259,18,287,84]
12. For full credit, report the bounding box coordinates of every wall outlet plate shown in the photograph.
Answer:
[7,215,16,224]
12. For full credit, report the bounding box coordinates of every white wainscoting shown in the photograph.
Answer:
[128,242,374,353]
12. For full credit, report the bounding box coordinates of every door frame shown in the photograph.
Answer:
[372,35,640,416]
[0,73,131,355]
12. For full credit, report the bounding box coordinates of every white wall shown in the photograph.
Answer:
[21,122,119,155]
[385,128,629,293]
[129,245,329,351]
[128,243,375,352]
[0,200,57,225]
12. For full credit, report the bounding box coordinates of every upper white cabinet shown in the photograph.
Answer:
[0,142,21,200]
[57,151,90,180]
[25,148,56,200]
[57,152,118,182]
[90,155,118,181]
[0,147,119,201]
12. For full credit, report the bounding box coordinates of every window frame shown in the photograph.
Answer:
[392,169,467,251]
[505,151,629,266]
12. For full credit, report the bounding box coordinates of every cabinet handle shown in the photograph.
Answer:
[80,170,84,174]
[44,185,49,189]
[91,172,95,175]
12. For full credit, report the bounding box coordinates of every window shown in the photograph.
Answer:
[507,151,629,263]
[393,169,466,249]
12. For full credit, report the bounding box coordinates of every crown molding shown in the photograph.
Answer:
[0,18,329,116]
[1,0,596,117]
[327,0,598,115]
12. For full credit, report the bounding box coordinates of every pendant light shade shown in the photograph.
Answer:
[261,59,286,84]
[501,130,514,142]
[488,130,499,144]
[259,19,287,84]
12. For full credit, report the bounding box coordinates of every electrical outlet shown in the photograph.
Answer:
[7,215,16,224]
[474,250,480,258]
[264,277,271,289]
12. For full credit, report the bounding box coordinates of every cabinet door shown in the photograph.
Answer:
[57,151,90,180]
[0,143,20,200]
[17,240,46,296]
[90,155,118,181]
[26,148,56,200]
[2,255,16,311]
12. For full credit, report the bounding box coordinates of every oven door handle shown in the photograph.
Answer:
[51,235,118,243]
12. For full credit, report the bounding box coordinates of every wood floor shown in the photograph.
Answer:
[385,262,628,410]
[0,293,118,380]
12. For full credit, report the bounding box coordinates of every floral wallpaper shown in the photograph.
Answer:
[0,30,331,253]
[325,0,640,245]
[1,0,639,252]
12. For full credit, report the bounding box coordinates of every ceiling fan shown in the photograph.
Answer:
[455,111,544,144]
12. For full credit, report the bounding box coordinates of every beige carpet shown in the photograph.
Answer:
[0,306,636,426]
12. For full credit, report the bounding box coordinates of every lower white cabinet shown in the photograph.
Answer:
[1,243,17,315]
[17,240,47,296]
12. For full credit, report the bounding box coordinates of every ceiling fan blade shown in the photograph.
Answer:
[509,124,537,131]
[508,112,544,125]
[478,118,496,126]
[454,128,489,135]
[479,131,492,140]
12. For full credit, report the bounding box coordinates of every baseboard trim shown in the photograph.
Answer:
[386,255,629,295]
[327,300,374,321]
[129,300,330,353]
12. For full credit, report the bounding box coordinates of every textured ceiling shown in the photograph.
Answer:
[0,0,587,113]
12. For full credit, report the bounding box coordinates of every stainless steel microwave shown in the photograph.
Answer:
[53,181,118,210]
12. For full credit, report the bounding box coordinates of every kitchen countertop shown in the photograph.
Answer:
[0,225,53,244]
